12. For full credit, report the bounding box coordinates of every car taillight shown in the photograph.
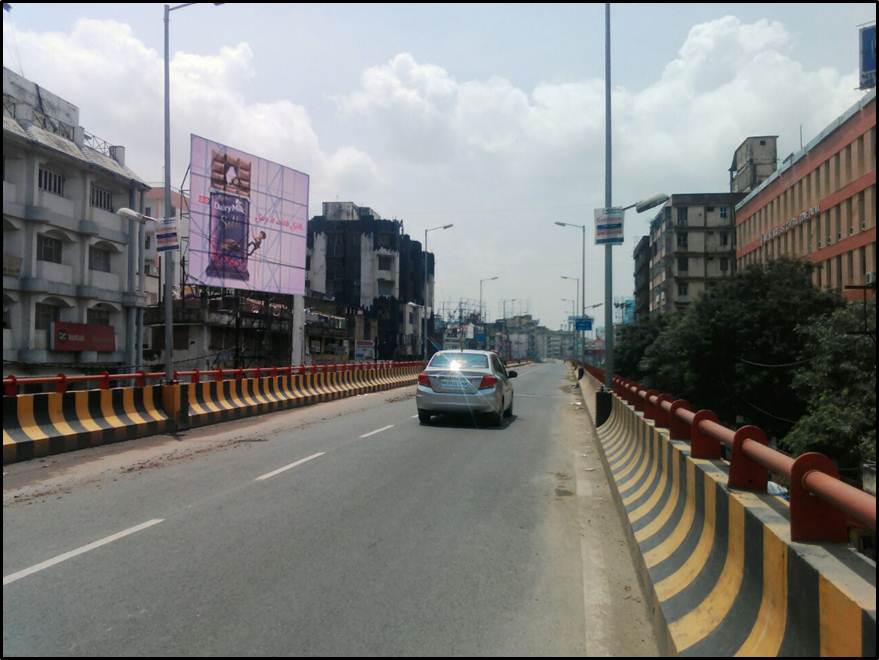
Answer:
[479,375,498,389]
[418,373,432,388]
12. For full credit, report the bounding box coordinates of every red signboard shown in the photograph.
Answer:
[50,322,116,352]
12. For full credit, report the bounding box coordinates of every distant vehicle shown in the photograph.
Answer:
[416,350,517,426]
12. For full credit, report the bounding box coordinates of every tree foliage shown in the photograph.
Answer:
[614,313,672,382]
[785,298,876,469]
[638,258,843,439]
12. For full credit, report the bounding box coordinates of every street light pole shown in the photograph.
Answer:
[604,1,613,390]
[479,276,498,349]
[423,224,453,360]
[163,4,173,382]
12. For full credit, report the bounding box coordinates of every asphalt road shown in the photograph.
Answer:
[3,361,658,657]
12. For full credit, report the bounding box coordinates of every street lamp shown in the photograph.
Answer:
[479,276,498,349]
[423,223,454,360]
[555,221,586,358]
[162,2,221,382]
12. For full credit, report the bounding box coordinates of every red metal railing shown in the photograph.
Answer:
[576,361,876,542]
[2,361,425,396]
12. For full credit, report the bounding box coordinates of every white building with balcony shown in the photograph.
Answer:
[3,67,151,375]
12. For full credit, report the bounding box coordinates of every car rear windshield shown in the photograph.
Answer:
[429,353,489,370]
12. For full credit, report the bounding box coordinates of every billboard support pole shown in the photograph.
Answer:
[291,294,304,366]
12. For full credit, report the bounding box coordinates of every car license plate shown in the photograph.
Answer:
[441,377,469,389]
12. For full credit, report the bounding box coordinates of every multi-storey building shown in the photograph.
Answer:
[735,91,876,299]
[306,202,435,359]
[3,67,151,376]
[649,193,745,314]
[729,136,779,194]
[633,236,650,321]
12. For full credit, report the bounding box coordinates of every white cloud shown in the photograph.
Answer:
[2,18,382,210]
[3,14,865,330]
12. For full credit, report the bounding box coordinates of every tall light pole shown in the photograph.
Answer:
[479,276,498,349]
[423,224,453,359]
[560,275,580,351]
[163,2,221,382]
[555,221,586,358]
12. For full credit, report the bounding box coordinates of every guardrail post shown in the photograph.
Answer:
[135,370,146,388]
[644,390,660,421]
[790,453,849,542]
[691,410,722,459]
[100,371,111,390]
[55,373,68,394]
[668,400,692,441]
[193,368,200,384]
[728,425,770,491]
[655,394,673,428]
[4,375,18,397]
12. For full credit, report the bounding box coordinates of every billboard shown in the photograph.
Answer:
[595,207,625,245]
[189,135,309,295]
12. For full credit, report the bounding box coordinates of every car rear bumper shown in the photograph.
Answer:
[416,385,502,414]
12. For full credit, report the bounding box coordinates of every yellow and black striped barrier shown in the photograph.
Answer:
[589,378,876,657]
[3,385,171,464]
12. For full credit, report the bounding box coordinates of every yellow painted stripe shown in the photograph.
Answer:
[3,429,15,447]
[635,445,682,541]
[123,388,147,425]
[645,460,697,567]
[75,392,102,432]
[47,392,77,437]
[249,379,269,406]
[215,381,236,411]
[202,382,221,413]
[629,440,671,523]
[615,421,649,483]
[609,434,638,469]
[622,433,660,505]
[818,572,862,657]
[142,387,167,422]
[17,396,49,441]
[736,525,787,657]
[655,477,717,601]
[669,496,746,652]
[189,384,207,416]
[100,390,126,429]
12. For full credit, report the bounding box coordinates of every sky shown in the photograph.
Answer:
[3,3,876,331]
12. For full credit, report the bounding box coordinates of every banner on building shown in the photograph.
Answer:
[189,134,309,295]
[595,208,625,245]
[50,322,115,352]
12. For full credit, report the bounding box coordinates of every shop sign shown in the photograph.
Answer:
[761,206,819,244]
[51,321,115,352]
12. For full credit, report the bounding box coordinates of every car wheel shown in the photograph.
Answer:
[504,396,513,418]
[490,400,504,427]
[418,410,432,424]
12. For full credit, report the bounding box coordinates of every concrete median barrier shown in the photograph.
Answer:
[581,369,876,657]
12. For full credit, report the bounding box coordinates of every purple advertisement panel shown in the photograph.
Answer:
[189,134,309,295]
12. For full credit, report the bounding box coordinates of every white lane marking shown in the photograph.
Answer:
[359,424,395,438]
[3,519,164,586]
[255,452,325,481]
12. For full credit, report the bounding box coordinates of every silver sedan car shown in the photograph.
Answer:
[416,350,517,425]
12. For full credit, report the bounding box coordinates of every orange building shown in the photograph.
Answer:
[735,90,876,300]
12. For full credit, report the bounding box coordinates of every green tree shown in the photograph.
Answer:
[784,298,876,470]
[641,258,843,439]
[614,313,673,381]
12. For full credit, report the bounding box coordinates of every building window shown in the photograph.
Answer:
[676,207,688,226]
[676,232,688,248]
[145,207,152,218]
[145,234,151,250]
[378,256,393,271]
[720,207,729,219]
[720,233,729,247]
[90,184,114,212]
[89,246,112,273]
[35,303,60,331]
[37,234,63,264]
[678,283,688,297]
[38,167,65,197]
[720,258,729,271]
[3,303,10,329]
[87,308,111,326]
[677,257,688,272]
